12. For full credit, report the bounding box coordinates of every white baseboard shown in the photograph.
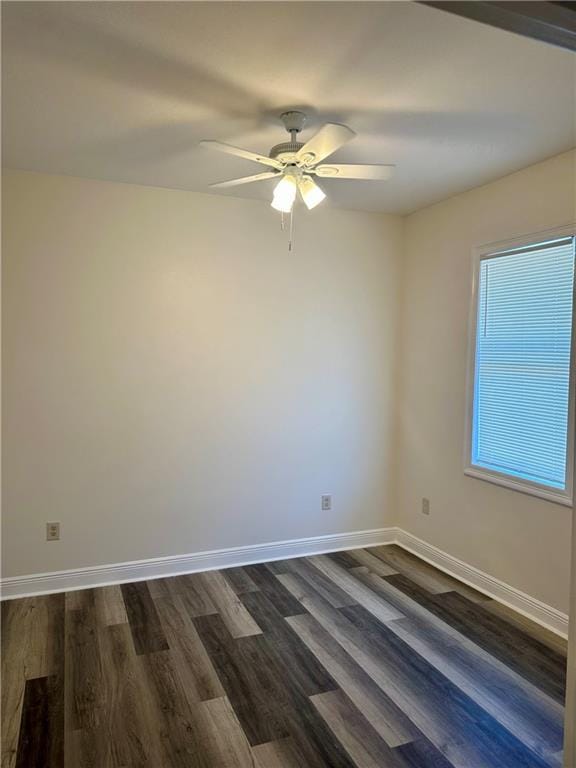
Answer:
[395,529,569,638]
[1,525,569,638]
[0,527,396,601]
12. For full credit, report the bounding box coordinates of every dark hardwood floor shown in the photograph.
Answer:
[1,545,567,767]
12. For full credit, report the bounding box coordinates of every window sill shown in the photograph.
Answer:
[464,466,573,507]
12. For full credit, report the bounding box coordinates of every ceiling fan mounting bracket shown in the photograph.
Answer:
[280,110,307,135]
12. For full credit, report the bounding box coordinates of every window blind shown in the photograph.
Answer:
[472,236,575,491]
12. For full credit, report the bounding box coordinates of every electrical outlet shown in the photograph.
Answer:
[46,522,60,541]
[421,498,430,516]
[321,494,332,511]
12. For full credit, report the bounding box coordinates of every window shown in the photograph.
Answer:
[466,230,576,505]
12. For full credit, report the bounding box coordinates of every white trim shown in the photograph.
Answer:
[464,466,573,507]
[0,526,568,638]
[473,223,576,256]
[396,529,569,638]
[464,224,576,508]
[0,527,396,600]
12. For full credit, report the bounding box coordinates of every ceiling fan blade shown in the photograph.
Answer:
[314,163,395,180]
[210,171,280,189]
[295,123,356,166]
[199,140,283,169]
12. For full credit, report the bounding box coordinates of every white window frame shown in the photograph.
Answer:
[464,224,576,507]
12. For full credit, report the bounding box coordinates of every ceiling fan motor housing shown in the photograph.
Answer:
[269,140,304,164]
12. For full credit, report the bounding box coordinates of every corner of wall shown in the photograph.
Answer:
[387,211,410,529]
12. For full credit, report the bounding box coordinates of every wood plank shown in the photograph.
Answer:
[98,622,167,768]
[194,613,355,767]
[352,570,564,758]
[62,729,88,768]
[311,689,404,768]
[65,590,86,611]
[387,573,566,702]
[240,590,336,697]
[2,594,64,768]
[65,595,104,731]
[391,614,563,761]
[46,595,65,768]
[136,648,207,768]
[266,559,297,575]
[222,567,260,596]
[327,551,366,569]
[342,604,556,768]
[270,550,364,572]
[95,584,128,626]
[0,594,31,754]
[64,589,112,767]
[282,575,547,768]
[306,555,404,623]
[347,548,400,578]
[147,573,219,618]
[121,581,169,655]
[26,594,64,679]
[276,557,358,608]
[1,594,63,679]
[392,738,456,768]
[178,573,220,617]
[368,545,488,602]
[146,576,174,600]
[282,578,475,761]
[199,571,262,638]
[248,648,358,768]
[483,599,568,655]
[252,738,303,768]
[148,575,187,600]
[194,696,256,768]
[63,729,105,768]
[154,595,225,703]
[62,589,114,764]
[15,676,63,768]
[193,613,292,746]
[233,588,358,768]
[242,564,307,617]
[360,570,563,712]
[287,612,419,748]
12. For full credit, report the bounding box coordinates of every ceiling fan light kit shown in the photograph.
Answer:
[298,174,326,210]
[271,172,298,213]
[200,110,395,248]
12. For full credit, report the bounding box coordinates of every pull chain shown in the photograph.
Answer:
[278,207,295,252]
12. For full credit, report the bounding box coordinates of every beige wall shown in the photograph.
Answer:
[396,150,576,613]
[3,153,575,616]
[2,170,403,577]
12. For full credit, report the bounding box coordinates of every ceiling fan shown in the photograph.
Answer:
[200,111,395,213]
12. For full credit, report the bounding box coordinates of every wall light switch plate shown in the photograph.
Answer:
[321,495,332,511]
[46,522,60,541]
[421,498,430,516]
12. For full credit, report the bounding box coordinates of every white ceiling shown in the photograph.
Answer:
[2,2,575,214]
